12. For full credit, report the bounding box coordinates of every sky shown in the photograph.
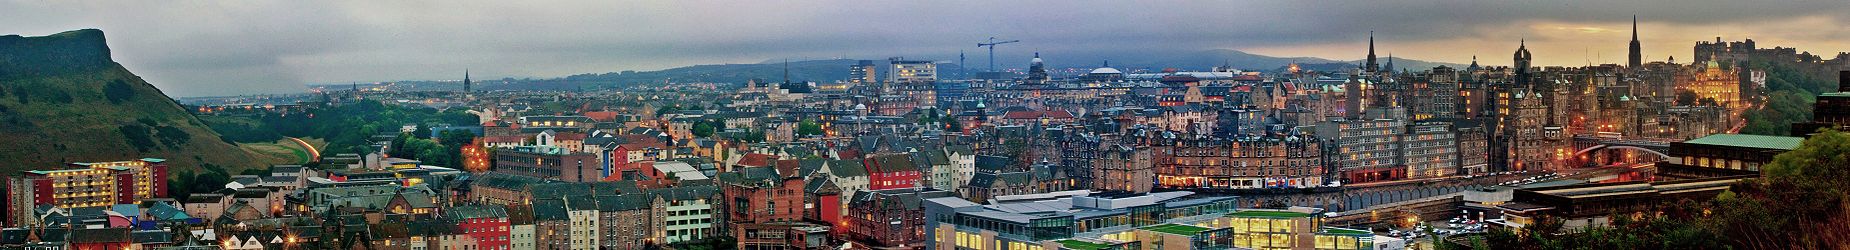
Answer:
[3,1,1849,97]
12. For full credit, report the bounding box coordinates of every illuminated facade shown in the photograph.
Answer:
[1156,136,1323,190]
[6,158,168,226]
[925,191,1388,250]
[7,158,169,211]
[850,60,878,84]
[888,58,937,84]
[1673,62,1742,112]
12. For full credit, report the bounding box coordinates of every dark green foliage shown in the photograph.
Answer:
[154,125,191,146]
[383,130,477,169]
[941,115,962,133]
[413,125,432,139]
[119,124,156,152]
[1676,90,1699,106]
[1473,129,1850,249]
[166,164,233,201]
[796,119,824,137]
[654,105,680,116]
[722,130,765,143]
[238,167,269,176]
[103,79,135,104]
[45,89,71,104]
[199,116,284,143]
[246,99,478,157]
[1739,59,1831,135]
[689,119,724,138]
[12,86,26,104]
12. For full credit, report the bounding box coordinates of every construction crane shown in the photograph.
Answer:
[977,37,1020,72]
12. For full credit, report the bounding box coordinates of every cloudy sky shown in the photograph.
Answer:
[4,1,1849,97]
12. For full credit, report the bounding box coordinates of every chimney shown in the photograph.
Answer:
[1840,71,1850,93]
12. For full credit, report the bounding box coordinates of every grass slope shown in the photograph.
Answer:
[0,29,275,173]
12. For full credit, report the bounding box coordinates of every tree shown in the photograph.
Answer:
[796,120,824,137]
[691,122,716,138]
[1675,90,1699,106]
[103,79,136,104]
[941,115,961,133]
[413,125,432,139]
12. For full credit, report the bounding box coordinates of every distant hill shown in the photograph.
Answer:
[0,29,278,172]
[549,49,1463,87]
[1293,57,1470,73]
[557,59,973,88]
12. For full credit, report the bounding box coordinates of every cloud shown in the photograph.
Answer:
[2,0,1848,97]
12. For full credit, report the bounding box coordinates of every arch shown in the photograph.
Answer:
[1574,144,1671,159]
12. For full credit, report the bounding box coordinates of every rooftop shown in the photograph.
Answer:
[1141,224,1212,235]
[1680,134,1804,151]
[1057,239,1112,250]
[1319,227,1372,236]
[1228,210,1312,218]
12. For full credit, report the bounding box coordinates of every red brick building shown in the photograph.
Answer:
[735,222,832,250]
[845,188,952,249]
[720,167,806,235]
[447,205,510,250]
[863,154,922,190]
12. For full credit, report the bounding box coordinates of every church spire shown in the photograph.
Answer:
[1628,15,1643,69]
[1366,31,1379,73]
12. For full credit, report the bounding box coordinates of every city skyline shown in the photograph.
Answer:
[4,1,1849,97]
[5,2,1850,247]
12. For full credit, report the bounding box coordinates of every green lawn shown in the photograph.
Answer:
[1057,239,1111,250]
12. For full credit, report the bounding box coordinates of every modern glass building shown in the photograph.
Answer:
[925,190,1392,250]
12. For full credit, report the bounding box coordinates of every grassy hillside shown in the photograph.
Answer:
[0,29,277,172]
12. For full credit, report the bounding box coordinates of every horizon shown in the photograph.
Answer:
[6,1,1850,97]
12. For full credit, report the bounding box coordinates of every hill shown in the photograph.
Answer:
[559,59,917,88]
[549,49,1462,87]
[0,29,281,172]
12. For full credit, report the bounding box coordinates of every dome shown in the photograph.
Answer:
[1089,67,1122,75]
[1031,57,1043,64]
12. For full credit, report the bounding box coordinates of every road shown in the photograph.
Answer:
[286,137,321,162]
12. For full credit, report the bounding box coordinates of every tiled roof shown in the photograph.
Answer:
[797,158,827,177]
[775,159,802,179]
[1680,134,1804,151]
[473,174,543,191]
[532,199,569,221]
[597,194,651,212]
[826,160,868,178]
[867,154,919,173]
[651,185,718,202]
[738,154,778,167]
[446,205,508,220]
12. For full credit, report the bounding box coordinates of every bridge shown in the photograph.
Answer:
[1571,135,1680,165]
